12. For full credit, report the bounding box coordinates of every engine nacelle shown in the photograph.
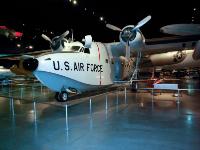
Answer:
[149,51,186,66]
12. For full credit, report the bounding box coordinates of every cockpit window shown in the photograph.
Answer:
[79,47,90,54]
[71,46,80,51]
[84,48,90,54]
[80,47,84,52]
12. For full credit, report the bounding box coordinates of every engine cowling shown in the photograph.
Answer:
[149,51,186,66]
[41,31,69,52]
[119,25,144,49]
[106,15,151,58]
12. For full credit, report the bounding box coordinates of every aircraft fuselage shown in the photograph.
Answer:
[33,42,133,93]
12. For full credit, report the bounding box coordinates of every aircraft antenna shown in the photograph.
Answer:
[71,29,74,42]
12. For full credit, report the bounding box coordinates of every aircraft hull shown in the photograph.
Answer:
[34,71,111,92]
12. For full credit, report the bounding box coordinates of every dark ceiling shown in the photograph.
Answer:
[0,0,199,41]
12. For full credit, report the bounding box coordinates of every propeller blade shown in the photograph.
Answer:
[133,15,151,30]
[41,34,52,43]
[106,24,122,32]
[71,29,74,41]
[58,30,69,41]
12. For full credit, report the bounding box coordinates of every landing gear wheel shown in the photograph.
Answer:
[55,91,69,102]
[55,92,61,102]
[59,91,68,102]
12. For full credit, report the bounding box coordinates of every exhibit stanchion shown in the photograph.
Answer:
[32,86,35,100]
[65,104,69,142]
[34,119,38,138]
[10,97,15,116]
[8,84,11,98]
[124,87,127,104]
[33,101,38,138]
[105,94,108,110]
[20,86,23,100]
[176,89,180,113]
[151,88,154,103]
[105,94,108,120]
[33,101,37,121]
[116,91,119,112]
[10,97,16,136]
[89,98,92,115]
[65,104,69,131]
[177,89,180,104]
[10,97,16,137]
[89,97,93,130]
[116,91,119,104]
[40,84,43,94]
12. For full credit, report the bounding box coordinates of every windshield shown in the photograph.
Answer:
[70,46,80,51]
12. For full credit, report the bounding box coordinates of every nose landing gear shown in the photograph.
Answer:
[55,91,69,102]
[55,87,78,102]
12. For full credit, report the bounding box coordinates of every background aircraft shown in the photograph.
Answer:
[0,24,51,70]
[139,24,200,78]
[0,26,23,39]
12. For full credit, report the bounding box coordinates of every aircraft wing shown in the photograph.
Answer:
[142,35,200,55]
[160,24,200,36]
[142,24,200,55]
[107,35,200,57]
[0,49,52,76]
[0,49,51,60]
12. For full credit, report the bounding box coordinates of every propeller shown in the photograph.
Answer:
[133,15,151,30]
[106,15,151,43]
[106,15,151,81]
[41,34,52,43]
[106,15,151,59]
[41,30,69,50]
[57,30,69,41]
[106,24,122,32]
[71,29,74,42]
[106,15,151,32]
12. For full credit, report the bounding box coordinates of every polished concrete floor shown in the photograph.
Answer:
[0,79,200,150]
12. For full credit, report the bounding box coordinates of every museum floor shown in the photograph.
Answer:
[0,79,200,150]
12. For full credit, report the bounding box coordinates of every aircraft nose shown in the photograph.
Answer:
[23,58,39,71]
